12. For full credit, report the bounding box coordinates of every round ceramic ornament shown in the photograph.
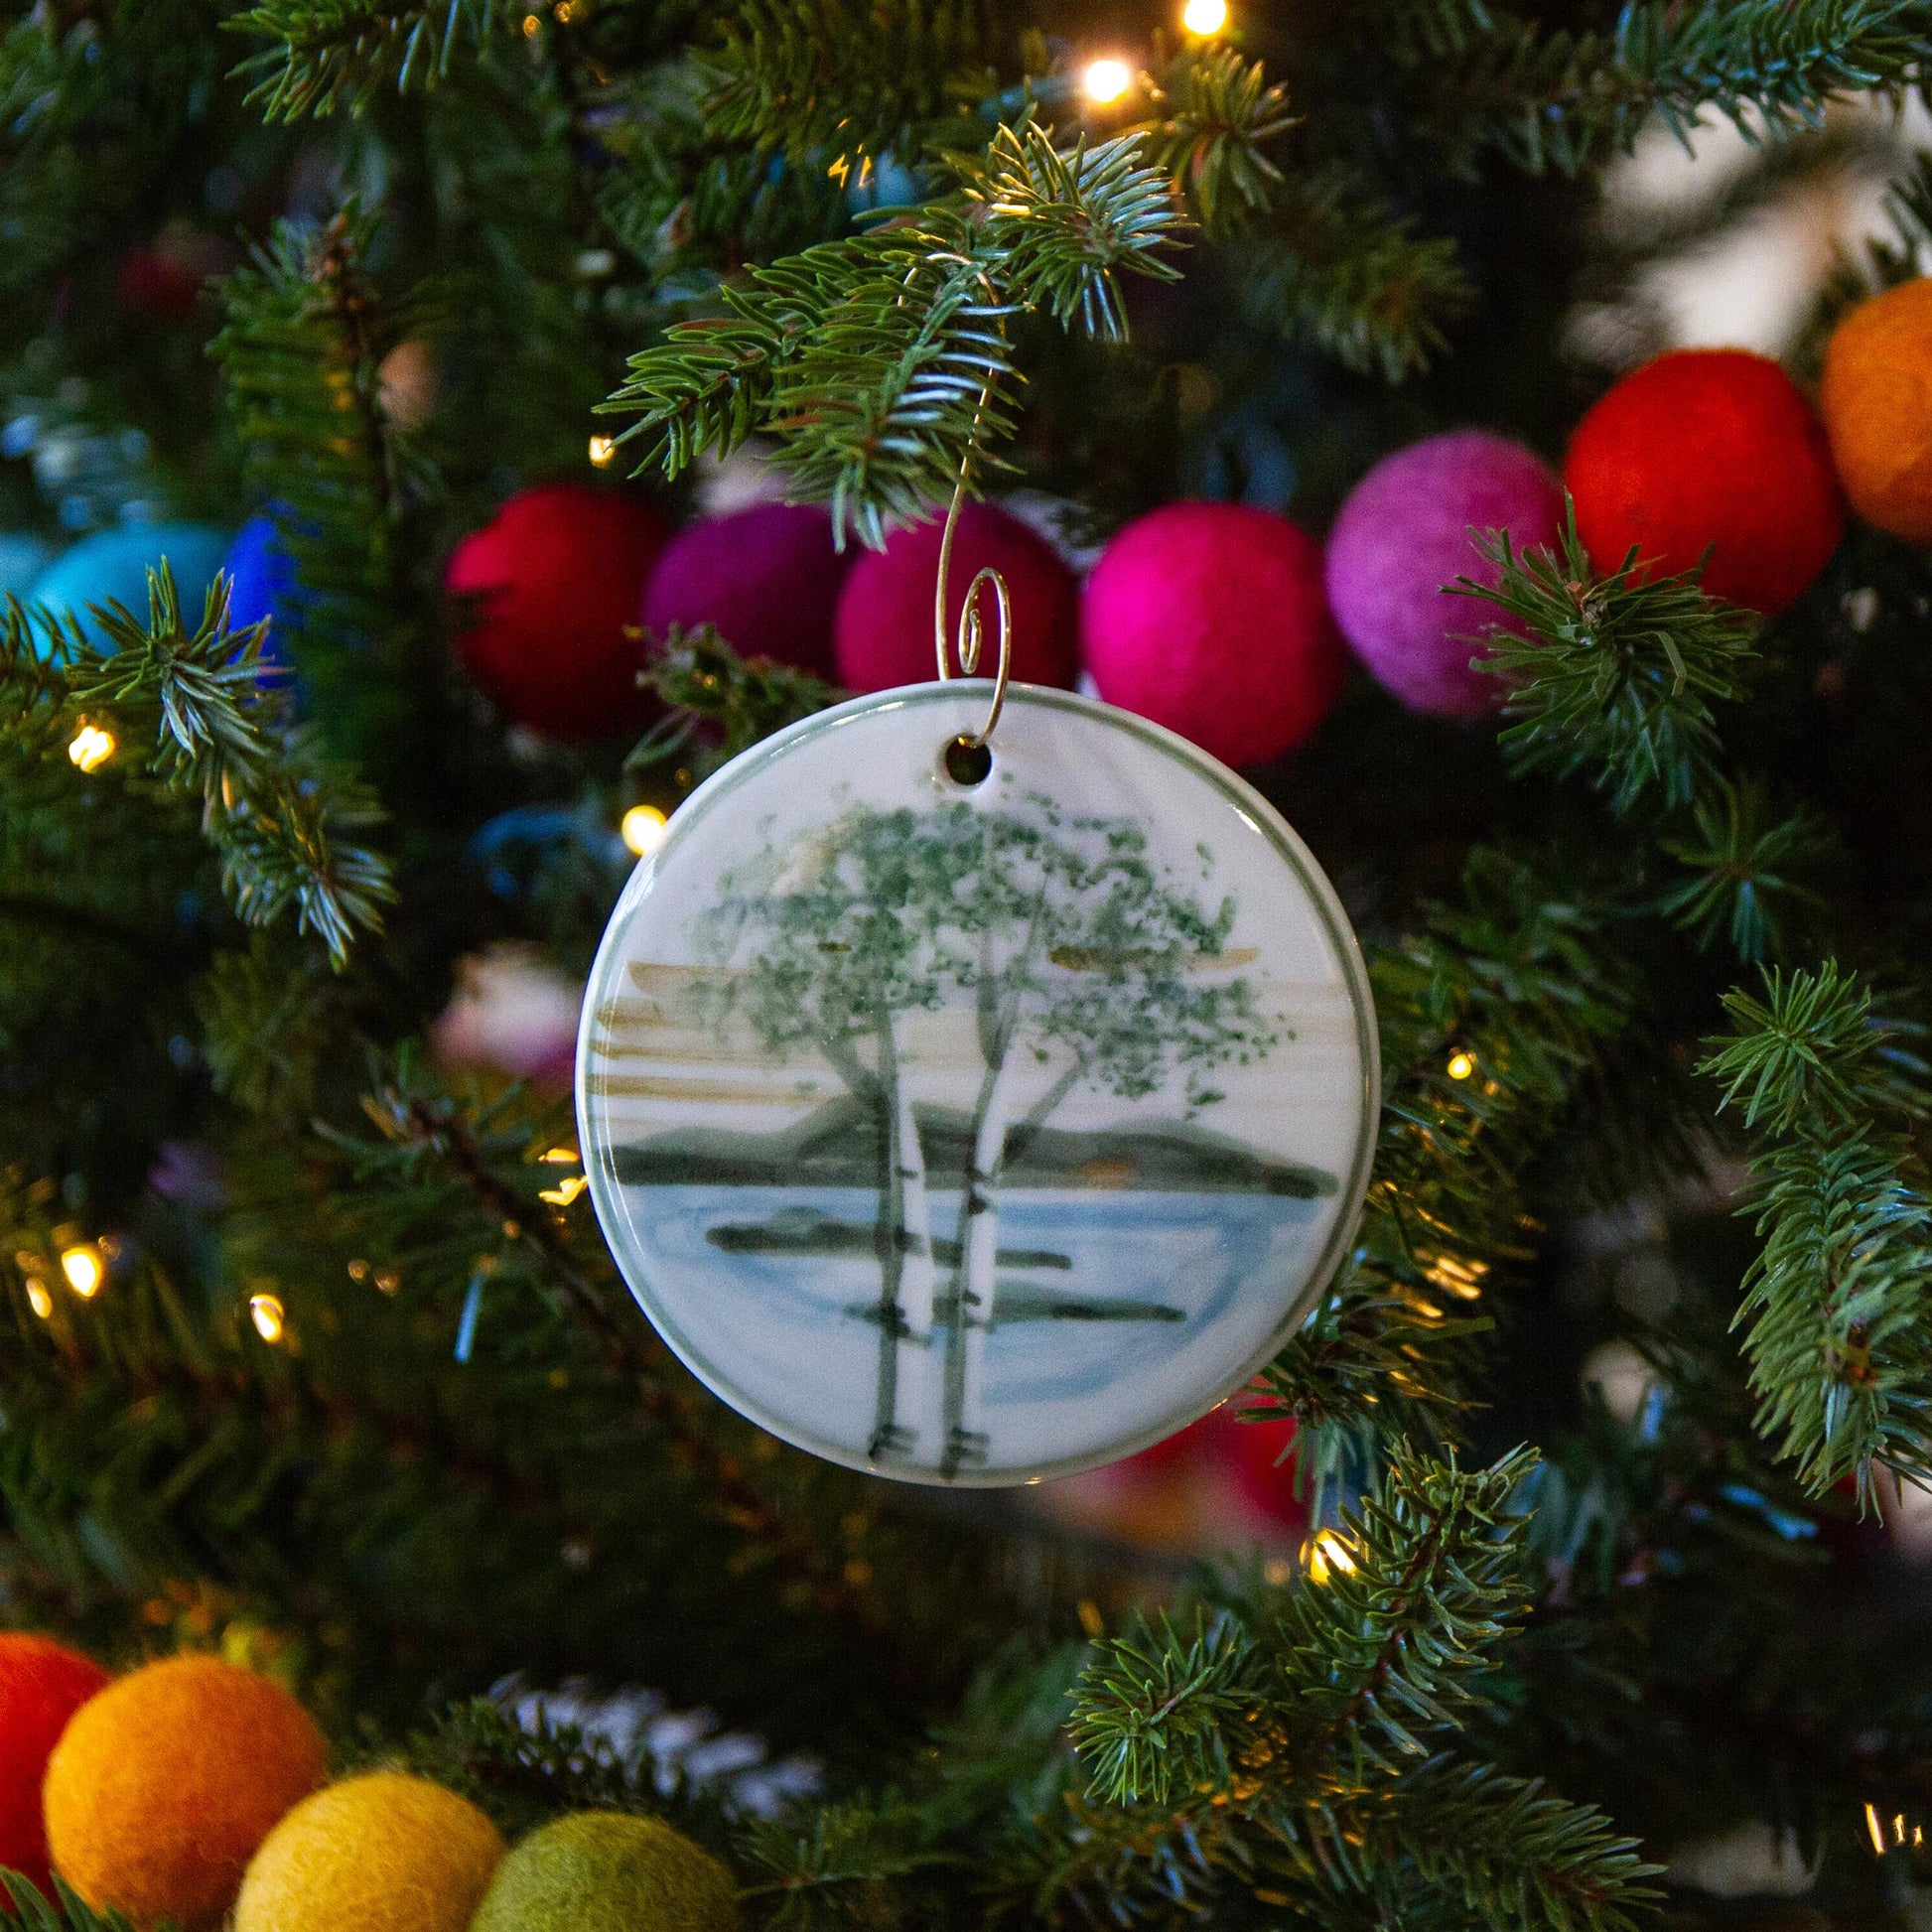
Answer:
[578,681,1378,1484]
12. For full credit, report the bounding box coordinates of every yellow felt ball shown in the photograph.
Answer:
[43,1655,328,1932]
[1821,276,1932,545]
[234,1772,505,1932]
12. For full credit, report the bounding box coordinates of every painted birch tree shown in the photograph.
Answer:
[929,798,1283,1477]
[696,807,976,1459]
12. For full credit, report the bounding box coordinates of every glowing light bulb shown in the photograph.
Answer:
[68,724,115,772]
[621,803,668,856]
[60,1245,102,1299]
[1446,1050,1475,1081]
[249,1292,286,1342]
[588,434,617,467]
[539,1173,590,1207]
[25,1278,52,1319]
[1182,0,1228,33]
[1303,1528,1358,1586]
[1082,58,1134,105]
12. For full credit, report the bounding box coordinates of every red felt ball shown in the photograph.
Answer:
[833,501,1079,694]
[1564,348,1845,616]
[1081,502,1344,767]
[643,502,852,678]
[447,484,666,741]
[0,1633,109,1893]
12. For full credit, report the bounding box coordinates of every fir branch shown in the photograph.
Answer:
[1238,165,1471,382]
[1409,0,1932,178]
[1279,1444,1535,1776]
[1131,44,1296,243]
[1461,510,1760,815]
[1042,1448,1657,1930]
[764,237,1021,541]
[0,1874,156,1932]
[1656,776,1830,963]
[737,1802,956,1930]
[1069,1609,1263,1808]
[962,124,1186,340]
[631,626,847,790]
[208,203,441,756]
[1703,964,1932,1496]
[605,127,1182,538]
[702,0,1003,168]
[1733,1126,1932,1496]
[229,0,505,121]
[1304,1759,1659,1932]
[1258,847,1640,1497]
[1703,960,1914,1132]
[396,1698,679,1839]
[6,572,393,968]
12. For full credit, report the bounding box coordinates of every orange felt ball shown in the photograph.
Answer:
[1821,277,1932,545]
[0,1633,110,1893]
[1565,347,1845,616]
[43,1656,328,1932]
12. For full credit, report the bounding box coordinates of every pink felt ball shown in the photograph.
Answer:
[1325,430,1565,718]
[1081,502,1344,767]
[833,500,1079,694]
[642,502,852,678]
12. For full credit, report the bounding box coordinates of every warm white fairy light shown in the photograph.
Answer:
[68,724,115,772]
[588,434,617,467]
[539,1173,590,1207]
[621,803,668,856]
[24,1278,52,1319]
[1446,1049,1475,1081]
[1182,0,1228,34]
[1303,1528,1358,1586]
[60,1244,102,1298]
[1081,58,1134,105]
[249,1292,286,1342]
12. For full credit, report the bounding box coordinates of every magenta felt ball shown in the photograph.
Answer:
[1325,431,1565,718]
[643,502,851,677]
[1081,502,1344,767]
[834,501,1079,694]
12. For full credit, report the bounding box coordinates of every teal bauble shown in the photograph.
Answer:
[0,532,56,600]
[469,1813,738,1932]
[32,522,231,649]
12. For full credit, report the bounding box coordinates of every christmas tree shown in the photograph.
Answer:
[6,0,1932,1925]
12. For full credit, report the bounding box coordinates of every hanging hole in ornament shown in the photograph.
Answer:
[944,735,994,786]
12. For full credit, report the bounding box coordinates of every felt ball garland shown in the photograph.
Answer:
[834,500,1079,694]
[0,1634,109,1895]
[1820,277,1932,546]
[643,502,851,677]
[1081,501,1342,767]
[1325,431,1564,717]
[1564,347,1844,615]
[42,1655,328,1931]
[446,484,666,741]
[471,1811,739,1932]
[233,1772,504,1932]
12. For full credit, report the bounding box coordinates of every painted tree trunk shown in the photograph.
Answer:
[895,1078,936,1338]
[941,1050,1015,1476]
[868,1018,913,1460]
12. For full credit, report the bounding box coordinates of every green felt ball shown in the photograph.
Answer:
[469,1812,738,1932]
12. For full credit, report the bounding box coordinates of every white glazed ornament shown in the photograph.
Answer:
[578,682,1377,1484]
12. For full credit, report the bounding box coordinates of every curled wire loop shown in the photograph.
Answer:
[931,477,1013,751]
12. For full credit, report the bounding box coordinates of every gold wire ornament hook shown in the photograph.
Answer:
[932,478,1013,763]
